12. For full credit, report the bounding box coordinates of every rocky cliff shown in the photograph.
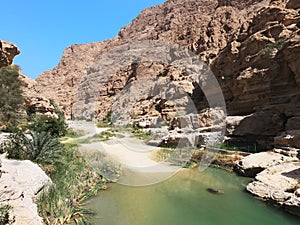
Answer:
[212,0,300,150]
[35,0,299,150]
[35,0,270,118]
[0,40,57,119]
[0,40,20,67]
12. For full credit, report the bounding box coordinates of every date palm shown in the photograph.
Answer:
[3,131,61,164]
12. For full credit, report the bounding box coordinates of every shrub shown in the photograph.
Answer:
[97,130,116,141]
[27,114,67,137]
[0,65,24,131]
[37,143,105,225]
[131,126,152,140]
[154,147,197,167]
[0,205,12,225]
[96,111,112,127]
[263,38,287,56]
[82,150,121,181]
[26,99,68,137]
[1,131,61,164]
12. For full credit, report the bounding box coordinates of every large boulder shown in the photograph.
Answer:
[247,163,300,216]
[0,156,52,225]
[235,151,295,177]
[274,130,300,148]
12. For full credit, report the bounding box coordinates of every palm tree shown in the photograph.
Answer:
[3,131,61,164]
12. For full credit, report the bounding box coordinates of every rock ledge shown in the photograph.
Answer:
[0,156,52,225]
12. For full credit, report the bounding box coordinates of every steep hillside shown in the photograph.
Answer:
[212,0,300,149]
[34,0,300,150]
[35,0,270,118]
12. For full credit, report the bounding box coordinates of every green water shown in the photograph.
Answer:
[87,168,300,225]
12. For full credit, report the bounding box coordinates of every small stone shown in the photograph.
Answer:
[295,188,300,197]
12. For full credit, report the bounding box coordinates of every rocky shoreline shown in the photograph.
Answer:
[192,146,300,217]
[235,150,300,217]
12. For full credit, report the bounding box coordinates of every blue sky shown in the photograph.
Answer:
[1,0,165,79]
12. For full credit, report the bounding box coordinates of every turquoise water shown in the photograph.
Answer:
[87,168,300,225]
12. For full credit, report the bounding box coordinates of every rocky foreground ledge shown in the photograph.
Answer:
[236,150,300,217]
[0,155,52,225]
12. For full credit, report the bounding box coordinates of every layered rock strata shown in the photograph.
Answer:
[34,0,300,150]
[236,150,300,216]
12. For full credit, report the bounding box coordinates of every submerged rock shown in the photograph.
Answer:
[206,187,224,195]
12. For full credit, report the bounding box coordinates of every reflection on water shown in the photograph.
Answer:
[87,168,300,225]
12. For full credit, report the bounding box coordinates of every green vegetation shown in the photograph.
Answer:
[0,205,12,225]
[0,65,24,131]
[97,130,116,141]
[131,126,152,140]
[60,129,86,141]
[97,116,153,141]
[263,38,286,56]
[37,143,105,225]
[154,147,197,167]
[23,99,68,138]
[65,130,117,145]
[1,131,61,164]
[0,63,113,224]
[65,129,86,138]
[81,149,121,182]
[27,102,68,137]
[0,95,107,224]
[96,111,112,127]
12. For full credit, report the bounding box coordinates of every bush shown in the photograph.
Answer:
[26,99,68,137]
[0,205,12,225]
[0,65,24,131]
[154,147,197,167]
[37,143,105,225]
[1,131,61,164]
[131,126,152,140]
[96,111,112,127]
[82,149,121,181]
[27,114,68,138]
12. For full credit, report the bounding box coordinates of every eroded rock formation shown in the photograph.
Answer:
[0,40,58,118]
[34,0,299,150]
[0,40,20,67]
[35,0,270,117]
[212,0,300,150]
[247,163,300,217]
[236,149,300,216]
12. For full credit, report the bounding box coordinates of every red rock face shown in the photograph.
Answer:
[34,0,300,150]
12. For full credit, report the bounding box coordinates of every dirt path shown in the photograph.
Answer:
[68,121,181,186]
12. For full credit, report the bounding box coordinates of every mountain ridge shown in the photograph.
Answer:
[32,0,299,150]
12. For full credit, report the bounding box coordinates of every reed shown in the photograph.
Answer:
[37,143,106,225]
